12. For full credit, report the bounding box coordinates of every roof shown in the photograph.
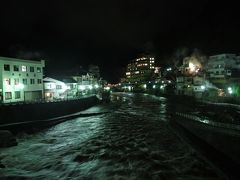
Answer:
[0,56,43,64]
[50,76,77,83]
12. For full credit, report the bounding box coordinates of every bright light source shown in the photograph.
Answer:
[95,84,99,88]
[143,84,147,89]
[128,86,131,91]
[104,87,110,91]
[201,85,205,90]
[228,87,233,94]
[17,83,24,89]
[153,85,156,89]
[166,67,172,71]
[160,85,164,89]
[88,85,93,90]
[79,85,85,90]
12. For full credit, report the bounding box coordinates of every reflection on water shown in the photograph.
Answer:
[0,93,219,179]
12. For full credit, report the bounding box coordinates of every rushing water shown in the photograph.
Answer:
[0,93,220,179]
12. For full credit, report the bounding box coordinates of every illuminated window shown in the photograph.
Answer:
[15,91,21,99]
[5,92,12,100]
[30,79,35,84]
[37,67,42,73]
[14,65,19,71]
[4,64,10,71]
[5,78,11,85]
[21,66,27,72]
[23,79,27,85]
[30,67,34,72]
[14,78,19,85]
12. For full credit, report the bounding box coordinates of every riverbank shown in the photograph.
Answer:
[0,95,99,128]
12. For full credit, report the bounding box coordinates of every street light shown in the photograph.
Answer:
[201,85,206,90]
[228,87,233,94]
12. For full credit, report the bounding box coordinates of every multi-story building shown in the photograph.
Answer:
[125,55,155,84]
[72,73,99,95]
[206,54,239,79]
[0,56,45,103]
[175,56,206,97]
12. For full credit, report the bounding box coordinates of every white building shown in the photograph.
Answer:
[0,56,45,103]
[43,76,79,100]
[43,77,69,101]
[206,54,239,78]
[72,73,98,95]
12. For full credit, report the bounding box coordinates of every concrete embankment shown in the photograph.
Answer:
[0,95,99,131]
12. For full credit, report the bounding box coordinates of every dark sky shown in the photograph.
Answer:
[0,0,240,83]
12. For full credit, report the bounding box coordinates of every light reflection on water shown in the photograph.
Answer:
[0,93,218,179]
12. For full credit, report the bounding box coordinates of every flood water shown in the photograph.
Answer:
[0,93,220,179]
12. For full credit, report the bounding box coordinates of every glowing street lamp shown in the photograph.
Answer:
[201,85,206,90]
[228,87,233,94]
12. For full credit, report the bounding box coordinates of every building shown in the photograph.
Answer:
[0,56,45,103]
[206,54,239,79]
[88,65,100,79]
[43,77,69,101]
[125,55,155,85]
[43,76,79,101]
[175,55,206,97]
[72,73,99,95]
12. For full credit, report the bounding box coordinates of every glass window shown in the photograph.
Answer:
[15,91,21,99]
[14,65,19,71]
[30,67,34,72]
[30,79,35,84]
[23,79,27,85]
[14,78,20,85]
[5,92,12,100]
[37,67,42,73]
[37,79,42,84]
[22,65,27,72]
[5,78,11,85]
[4,64,10,71]
[56,85,62,89]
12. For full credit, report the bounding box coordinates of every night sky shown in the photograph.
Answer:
[0,0,239,83]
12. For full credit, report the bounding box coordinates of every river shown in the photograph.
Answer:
[0,93,220,179]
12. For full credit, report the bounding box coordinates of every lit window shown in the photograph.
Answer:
[15,91,21,99]
[22,66,27,72]
[5,78,11,85]
[5,92,12,100]
[37,67,42,73]
[4,64,10,71]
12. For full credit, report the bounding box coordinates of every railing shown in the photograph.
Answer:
[0,94,97,106]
